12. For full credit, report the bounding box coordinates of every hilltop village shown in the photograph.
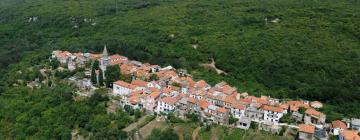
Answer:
[50,47,360,140]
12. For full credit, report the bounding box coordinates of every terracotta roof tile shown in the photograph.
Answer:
[298,124,315,134]
[148,91,161,99]
[232,103,245,110]
[331,120,347,129]
[195,80,208,88]
[161,97,178,105]
[131,80,148,87]
[113,80,137,89]
[262,105,284,113]
[217,107,227,113]
[187,97,198,104]
[198,100,210,109]
[340,130,360,140]
[305,108,324,117]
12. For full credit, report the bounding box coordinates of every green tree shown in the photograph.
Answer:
[186,113,199,122]
[149,74,158,81]
[92,60,100,70]
[91,60,100,85]
[228,115,239,125]
[91,66,97,85]
[98,69,104,86]
[105,65,121,87]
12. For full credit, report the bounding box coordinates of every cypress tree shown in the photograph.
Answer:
[98,69,104,86]
[91,67,97,85]
[93,60,100,70]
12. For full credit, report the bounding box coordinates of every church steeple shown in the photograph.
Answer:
[102,45,108,57]
[100,45,109,75]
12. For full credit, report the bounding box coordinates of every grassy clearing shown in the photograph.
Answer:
[198,125,293,140]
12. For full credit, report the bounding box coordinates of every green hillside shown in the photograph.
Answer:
[1,0,359,119]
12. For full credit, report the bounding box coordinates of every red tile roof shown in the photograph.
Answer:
[161,97,178,105]
[109,54,127,60]
[148,92,161,99]
[262,105,284,113]
[331,120,347,129]
[113,80,137,89]
[279,104,289,110]
[198,100,210,109]
[187,97,198,104]
[131,80,148,87]
[240,98,252,104]
[120,63,134,75]
[305,108,324,117]
[148,87,160,92]
[340,130,360,140]
[217,107,227,113]
[298,124,315,134]
[196,80,208,88]
[232,103,245,110]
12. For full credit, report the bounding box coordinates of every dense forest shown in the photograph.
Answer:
[0,0,359,138]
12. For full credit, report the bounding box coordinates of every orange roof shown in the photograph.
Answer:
[113,80,137,89]
[196,80,208,88]
[109,54,128,65]
[305,108,323,117]
[148,92,161,99]
[221,85,236,95]
[232,103,245,110]
[149,87,160,92]
[198,100,210,109]
[90,53,101,60]
[255,98,269,105]
[131,80,148,87]
[279,104,289,110]
[128,96,140,104]
[161,97,178,105]
[225,94,236,103]
[332,120,347,129]
[161,87,173,93]
[298,124,315,134]
[340,130,360,140]
[129,90,143,96]
[136,69,150,77]
[217,107,227,113]
[109,54,127,60]
[120,63,134,75]
[290,105,299,112]
[262,105,284,113]
[240,98,252,104]
[187,97,198,104]
[287,100,310,109]
[156,70,177,79]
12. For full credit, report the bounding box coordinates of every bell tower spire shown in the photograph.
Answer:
[102,45,108,57]
[100,45,109,74]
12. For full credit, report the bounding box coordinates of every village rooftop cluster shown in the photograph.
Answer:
[51,47,360,140]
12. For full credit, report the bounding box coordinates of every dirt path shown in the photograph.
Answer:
[174,125,185,140]
[123,115,148,132]
[192,127,201,140]
[106,100,118,113]
[210,127,218,140]
[138,116,167,139]
[200,58,227,75]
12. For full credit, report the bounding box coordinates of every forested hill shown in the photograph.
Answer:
[0,0,359,118]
